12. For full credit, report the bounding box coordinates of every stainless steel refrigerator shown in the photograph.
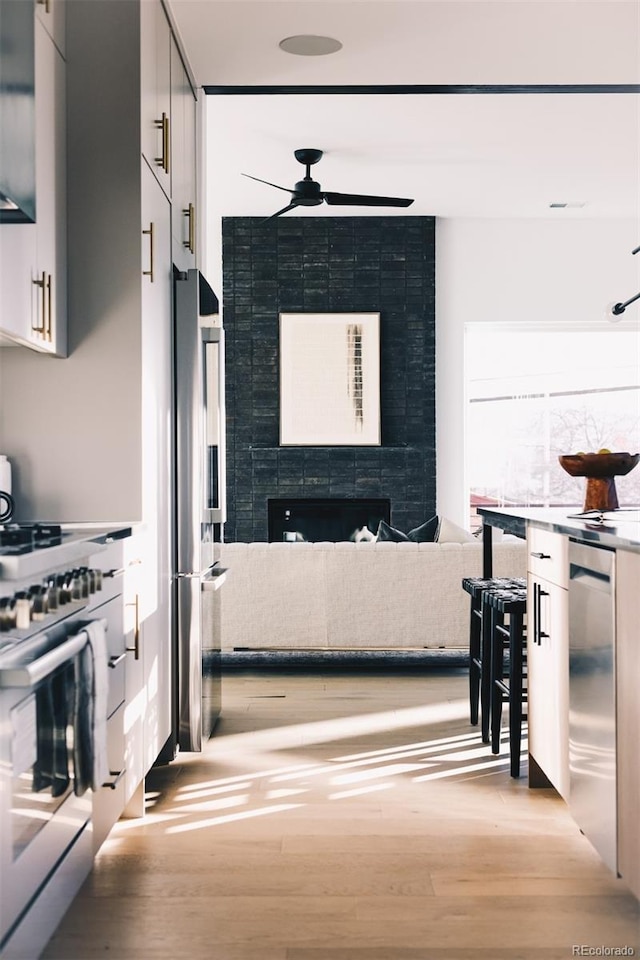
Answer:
[173,268,226,752]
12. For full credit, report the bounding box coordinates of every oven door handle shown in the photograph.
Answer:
[0,629,89,688]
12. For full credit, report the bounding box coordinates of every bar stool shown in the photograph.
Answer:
[461,576,524,743]
[486,586,528,778]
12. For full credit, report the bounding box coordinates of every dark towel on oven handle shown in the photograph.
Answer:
[73,619,109,796]
[33,661,73,797]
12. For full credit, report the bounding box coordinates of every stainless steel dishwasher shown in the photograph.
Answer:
[568,540,617,873]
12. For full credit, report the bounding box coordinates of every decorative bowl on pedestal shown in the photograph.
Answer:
[558,452,640,511]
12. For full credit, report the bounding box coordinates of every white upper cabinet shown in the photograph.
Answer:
[0,15,66,355]
[140,0,172,199]
[0,225,36,347]
[32,16,66,355]
[170,39,197,271]
[35,0,65,58]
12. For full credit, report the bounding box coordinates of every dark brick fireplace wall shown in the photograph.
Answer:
[222,216,436,542]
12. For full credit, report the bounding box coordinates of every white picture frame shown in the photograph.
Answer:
[279,312,381,446]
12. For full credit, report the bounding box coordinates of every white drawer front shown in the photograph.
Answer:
[527,527,568,587]
[106,648,126,719]
[93,702,126,853]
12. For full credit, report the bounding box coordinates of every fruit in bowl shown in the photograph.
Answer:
[558,451,640,510]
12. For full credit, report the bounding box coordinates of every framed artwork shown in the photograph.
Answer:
[279,312,381,446]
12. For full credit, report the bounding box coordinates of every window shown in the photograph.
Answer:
[465,323,640,529]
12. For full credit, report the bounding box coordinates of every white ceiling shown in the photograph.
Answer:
[166,1,640,222]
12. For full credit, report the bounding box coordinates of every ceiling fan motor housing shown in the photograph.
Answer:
[293,179,323,205]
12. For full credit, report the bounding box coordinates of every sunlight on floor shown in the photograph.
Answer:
[44,671,640,960]
[115,697,524,836]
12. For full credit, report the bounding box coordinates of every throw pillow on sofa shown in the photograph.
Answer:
[375,520,409,542]
[376,516,439,542]
[407,515,440,542]
[437,517,476,543]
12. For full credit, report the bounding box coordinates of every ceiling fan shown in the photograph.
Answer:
[243,148,415,222]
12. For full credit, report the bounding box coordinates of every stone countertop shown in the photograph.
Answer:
[58,523,135,545]
[0,524,135,583]
[478,506,640,553]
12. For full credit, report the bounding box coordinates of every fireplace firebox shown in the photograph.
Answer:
[268,498,390,543]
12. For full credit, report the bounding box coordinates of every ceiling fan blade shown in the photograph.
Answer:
[323,192,414,208]
[242,173,292,194]
[259,201,299,224]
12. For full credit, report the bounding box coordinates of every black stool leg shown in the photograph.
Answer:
[480,597,493,744]
[469,599,481,726]
[490,616,505,755]
[509,611,524,778]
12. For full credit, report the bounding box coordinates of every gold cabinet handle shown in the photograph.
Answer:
[154,112,170,175]
[37,0,51,12]
[142,223,154,282]
[164,114,170,175]
[32,272,46,334]
[46,273,53,341]
[125,594,140,660]
[183,202,195,254]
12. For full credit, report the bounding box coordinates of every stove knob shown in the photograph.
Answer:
[0,597,16,631]
[30,585,48,621]
[14,591,32,630]
[78,567,90,599]
[47,577,59,610]
[57,573,71,605]
[70,570,83,601]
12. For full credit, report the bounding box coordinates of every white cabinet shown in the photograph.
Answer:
[139,162,173,771]
[141,0,172,199]
[0,16,66,355]
[0,224,36,346]
[87,537,137,849]
[170,39,197,270]
[527,527,569,798]
[35,0,65,58]
[121,536,146,810]
[615,548,640,900]
[31,16,66,354]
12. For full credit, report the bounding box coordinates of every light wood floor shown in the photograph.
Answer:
[43,668,640,960]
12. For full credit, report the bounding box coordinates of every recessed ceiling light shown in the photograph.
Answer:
[279,35,343,57]
[549,201,587,209]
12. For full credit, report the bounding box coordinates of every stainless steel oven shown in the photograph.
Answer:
[0,621,95,955]
[0,528,125,958]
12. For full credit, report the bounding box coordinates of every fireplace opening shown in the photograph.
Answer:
[268,498,391,543]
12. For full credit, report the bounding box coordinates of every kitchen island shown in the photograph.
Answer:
[478,505,640,901]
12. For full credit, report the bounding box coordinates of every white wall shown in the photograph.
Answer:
[436,218,640,526]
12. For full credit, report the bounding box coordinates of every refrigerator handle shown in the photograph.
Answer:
[202,567,228,592]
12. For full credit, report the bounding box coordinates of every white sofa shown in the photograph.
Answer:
[220,539,527,652]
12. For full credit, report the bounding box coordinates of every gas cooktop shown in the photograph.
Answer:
[0,524,66,554]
